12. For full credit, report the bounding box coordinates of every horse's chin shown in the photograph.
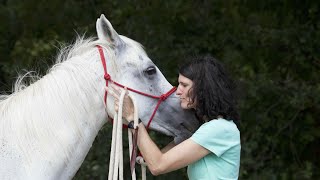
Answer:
[151,124,193,144]
[163,123,196,144]
[151,124,176,138]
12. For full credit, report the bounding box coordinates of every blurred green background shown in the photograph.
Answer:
[0,0,319,179]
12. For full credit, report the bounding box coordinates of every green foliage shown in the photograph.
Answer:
[0,0,319,179]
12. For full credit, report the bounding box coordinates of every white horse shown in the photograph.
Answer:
[0,14,199,179]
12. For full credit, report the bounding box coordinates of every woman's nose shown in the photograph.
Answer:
[176,85,182,95]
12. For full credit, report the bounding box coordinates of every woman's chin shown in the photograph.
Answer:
[181,103,192,110]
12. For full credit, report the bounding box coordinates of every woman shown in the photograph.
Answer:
[107,55,241,180]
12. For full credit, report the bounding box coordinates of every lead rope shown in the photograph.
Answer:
[108,89,147,180]
[137,156,147,180]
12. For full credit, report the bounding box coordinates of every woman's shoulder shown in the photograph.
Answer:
[204,118,239,134]
[191,118,241,156]
[206,118,236,126]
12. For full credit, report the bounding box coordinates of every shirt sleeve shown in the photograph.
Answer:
[190,120,240,157]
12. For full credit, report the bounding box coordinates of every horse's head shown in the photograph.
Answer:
[96,14,199,143]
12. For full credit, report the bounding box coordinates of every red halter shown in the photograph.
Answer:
[97,45,177,129]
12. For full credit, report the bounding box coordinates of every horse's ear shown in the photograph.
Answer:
[96,14,122,46]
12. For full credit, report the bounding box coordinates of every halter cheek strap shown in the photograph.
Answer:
[97,45,177,129]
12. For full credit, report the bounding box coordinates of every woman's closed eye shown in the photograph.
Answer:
[179,83,188,88]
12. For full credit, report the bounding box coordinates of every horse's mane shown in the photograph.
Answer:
[0,35,116,163]
[0,36,105,103]
[0,35,147,105]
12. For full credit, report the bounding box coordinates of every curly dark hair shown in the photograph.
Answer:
[179,55,239,125]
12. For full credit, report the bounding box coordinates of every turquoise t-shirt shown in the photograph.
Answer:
[188,118,241,180]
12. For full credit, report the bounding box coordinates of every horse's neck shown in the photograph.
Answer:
[0,55,108,179]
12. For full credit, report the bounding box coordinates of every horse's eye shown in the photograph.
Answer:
[144,66,156,76]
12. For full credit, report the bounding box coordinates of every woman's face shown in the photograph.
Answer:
[176,74,196,109]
